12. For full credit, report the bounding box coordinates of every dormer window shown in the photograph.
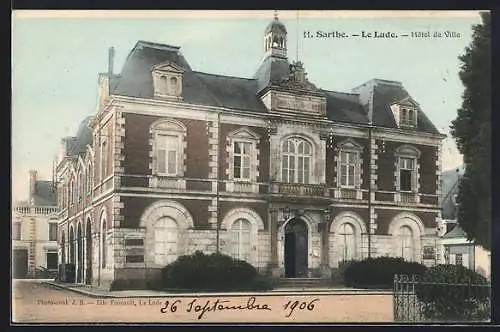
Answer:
[152,62,184,100]
[400,108,417,127]
[390,96,419,129]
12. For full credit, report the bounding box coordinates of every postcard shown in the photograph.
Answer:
[11,9,491,324]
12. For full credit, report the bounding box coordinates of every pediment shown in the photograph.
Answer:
[152,61,185,74]
[393,96,420,108]
[228,127,260,140]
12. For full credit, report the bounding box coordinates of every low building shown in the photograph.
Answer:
[55,15,446,289]
[12,170,59,278]
[439,166,491,279]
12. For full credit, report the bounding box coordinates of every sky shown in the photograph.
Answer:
[11,10,481,203]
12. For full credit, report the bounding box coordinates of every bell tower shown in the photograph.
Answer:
[264,11,287,59]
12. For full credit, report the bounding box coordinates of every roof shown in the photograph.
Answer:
[440,166,464,220]
[31,180,57,206]
[63,116,93,157]
[108,39,441,135]
[443,223,468,239]
[265,17,287,34]
[371,82,440,134]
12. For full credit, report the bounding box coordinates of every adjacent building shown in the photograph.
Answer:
[55,16,446,289]
[12,171,59,278]
[439,166,491,279]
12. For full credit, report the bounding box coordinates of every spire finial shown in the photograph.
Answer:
[274,10,278,20]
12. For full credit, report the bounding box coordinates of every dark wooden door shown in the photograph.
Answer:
[13,249,28,279]
[284,218,308,278]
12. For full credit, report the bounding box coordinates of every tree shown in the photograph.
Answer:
[450,12,491,250]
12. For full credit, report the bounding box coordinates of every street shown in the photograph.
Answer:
[12,279,393,323]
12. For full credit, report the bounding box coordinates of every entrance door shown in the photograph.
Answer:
[13,249,28,279]
[284,218,308,278]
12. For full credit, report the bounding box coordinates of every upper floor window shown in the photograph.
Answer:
[227,128,259,182]
[157,134,179,176]
[395,145,420,193]
[336,140,363,188]
[233,142,251,180]
[49,222,58,241]
[391,97,419,128]
[100,138,108,181]
[152,62,184,99]
[86,162,93,194]
[78,170,84,201]
[12,222,21,240]
[151,119,186,177]
[69,179,74,205]
[282,138,312,184]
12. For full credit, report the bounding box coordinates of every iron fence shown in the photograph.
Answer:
[393,274,491,323]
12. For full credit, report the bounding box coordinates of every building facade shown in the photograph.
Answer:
[12,171,59,278]
[438,166,491,279]
[56,17,445,289]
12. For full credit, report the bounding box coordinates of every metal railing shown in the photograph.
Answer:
[14,206,59,215]
[393,274,491,322]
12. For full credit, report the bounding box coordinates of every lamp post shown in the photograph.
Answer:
[279,206,291,229]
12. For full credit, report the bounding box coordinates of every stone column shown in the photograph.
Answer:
[319,222,331,278]
[269,208,280,277]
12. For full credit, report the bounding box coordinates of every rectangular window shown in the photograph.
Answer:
[49,223,58,241]
[233,142,251,180]
[157,135,179,176]
[399,157,414,191]
[100,139,108,181]
[46,252,58,269]
[455,253,463,266]
[13,222,21,240]
[340,151,357,187]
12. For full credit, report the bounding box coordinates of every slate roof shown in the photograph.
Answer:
[443,223,467,239]
[109,38,442,136]
[265,17,287,34]
[31,181,57,206]
[371,83,440,134]
[62,116,93,157]
[440,166,464,220]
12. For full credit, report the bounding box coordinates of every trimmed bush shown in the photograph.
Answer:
[156,251,273,291]
[343,256,427,288]
[415,264,490,321]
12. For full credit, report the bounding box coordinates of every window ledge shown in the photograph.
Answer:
[226,180,259,193]
[150,176,186,189]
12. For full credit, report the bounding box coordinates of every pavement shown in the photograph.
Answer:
[12,279,395,323]
[41,280,392,298]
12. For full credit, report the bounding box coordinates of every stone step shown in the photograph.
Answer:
[277,278,333,288]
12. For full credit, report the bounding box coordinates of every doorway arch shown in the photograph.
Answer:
[284,218,309,278]
[77,223,83,283]
[85,218,92,284]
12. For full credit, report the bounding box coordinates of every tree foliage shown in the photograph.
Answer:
[450,12,491,250]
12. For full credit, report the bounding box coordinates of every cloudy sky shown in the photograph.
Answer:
[12,10,480,202]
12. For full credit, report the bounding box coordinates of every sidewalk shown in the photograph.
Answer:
[42,280,392,298]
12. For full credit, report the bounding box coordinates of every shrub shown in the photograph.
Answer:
[110,279,146,291]
[343,256,427,288]
[155,251,272,291]
[414,264,490,321]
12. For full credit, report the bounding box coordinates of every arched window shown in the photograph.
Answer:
[69,179,74,205]
[337,223,356,263]
[100,212,107,268]
[230,219,251,262]
[100,138,108,182]
[397,226,413,261]
[86,163,92,194]
[61,232,66,263]
[154,217,178,265]
[282,138,312,184]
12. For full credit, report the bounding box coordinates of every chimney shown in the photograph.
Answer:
[108,46,115,75]
[29,170,37,201]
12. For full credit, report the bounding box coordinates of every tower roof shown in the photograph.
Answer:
[265,16,287,34]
